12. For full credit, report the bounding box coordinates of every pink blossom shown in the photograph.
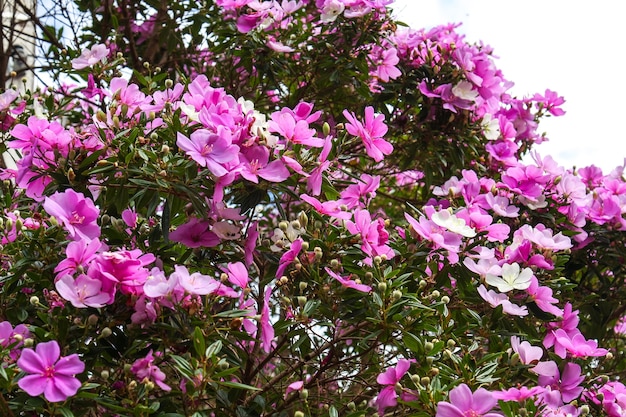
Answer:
[131,350,171,391]
[260,286,274,353]
[477,285,528,316]
[174,265,238,297]
[376,359,412,414]
[55,273,111,308]
[43,189,100,241]
[285,380,304,398]
[527,276,563,318]
[325,267,371,293]
[0,321,30,360]
[226,261,249,288]
[511,336,543,364]
[492,386,544,401]
[300,194,352,220]
[54,238,102,278]
[169,217,220,248]
[176,128,240,177]
[551,329,608,359]
[72,44,110,69]
[345,209,394,263]
[17,340,85,402]
[532,361,584,403]
[276,238,302,278]
[343,106,393,162]
[436,383,502,417]
[268,111,324,148]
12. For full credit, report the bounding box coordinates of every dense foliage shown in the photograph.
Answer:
[1,1,626,416]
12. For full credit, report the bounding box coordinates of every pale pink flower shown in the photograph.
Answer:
[72,44,109,69]
[477,285,528,316]
[176,128,240,177]
[511,336,543,364]
[55,273,111,308]
[436,383,502,417]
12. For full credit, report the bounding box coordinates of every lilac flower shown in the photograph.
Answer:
[532,361,584,403]
[436,383,502,417]
[511,335,543,365]
[169,217,220,248]
[17,340,85,402]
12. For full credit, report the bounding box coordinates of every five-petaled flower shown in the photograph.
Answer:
[17,340,85,402]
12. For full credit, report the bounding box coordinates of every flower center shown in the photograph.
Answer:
[43,365,55,378]
[69,211,85,225]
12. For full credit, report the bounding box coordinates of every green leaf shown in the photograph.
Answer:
[205,340,222,359]
[217,380,262,391]
[193,326,206,358]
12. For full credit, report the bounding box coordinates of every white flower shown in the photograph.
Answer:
[452,81,479,101]
[485,262,533,292]
[320,0,345,23]
[431,209,476,238]
[482,114,500,140]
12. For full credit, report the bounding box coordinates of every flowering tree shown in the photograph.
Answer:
[1,1,626,416]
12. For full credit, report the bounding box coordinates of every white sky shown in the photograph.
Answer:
[390,0,626,172]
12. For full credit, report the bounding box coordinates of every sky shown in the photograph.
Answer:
[389,0,626,172]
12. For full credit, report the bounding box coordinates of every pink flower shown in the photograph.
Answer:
[343,106,393,162]
[43,189,100,241]
[511,336,543,365]
[300,194,352,220]
[169,217,220,248]
[260,286,274,353]
[72,44,110,69]
[376,359,412,414]
[55,273,112,308]
[176,128,240,177]
[532,361,584,403]
[477,285,528,316]
[268,111,324,148]
[174,265,238,297]
[325,267,371,293]
[276,238,303,278]
[0,321,30,360]
[436,383,502,417]
[17,340,85,402]
[131,350,171,391]
[226,261,249,288]
[551,329,608,359]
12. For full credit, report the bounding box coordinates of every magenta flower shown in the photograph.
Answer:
[43,189,100,241]
[325,267,372,293]
[276,238,303,278]
[0,321,30,360]
[259,286,274,353]
[176,128,240,177]
[131,350,171,391]
[17,340,85,402]
[343,106,393,162]
[532,361,584,403]
[376,359,412,414]
[436,383,502,417]
[169,217,220,248]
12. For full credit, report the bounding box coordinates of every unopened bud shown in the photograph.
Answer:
[330,259,339,269]
[424,342,434,352]
[220,273,228,282]
[418,280,427,289]
[299,282,308,292]
[161,144,170,154]
[290,220,301,229]
[579,405,590,415]
[420,376,430,386]
[29,296,39,305]
[297,296,307,308]
[392,290,402,300]
[165,79,173,88]
[294,412,304,417]
[301,241,309,251]
[297,211,308,228]
[278,221,289,231]
[87,314,99,326]
[378,282,387,292]
[100,327,112,338]
[374,256,382,265]
[101,370,110,380]
[128,380,138,390]
[23,338,34,347]
[441,295,450,304]
[299,388,308,400]
[322,122,331,136]
[431,290,440,299]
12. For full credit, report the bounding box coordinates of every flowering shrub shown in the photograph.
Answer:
[1,1,626,416]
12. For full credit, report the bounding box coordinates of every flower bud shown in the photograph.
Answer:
[301,241,309,251]
[299,389,309,400]
[297,296,307,308]
[418,280,427,289]
[392,290,402,300]
[441,295,450,304]
[165,79,173,88]
[378,282,387,292]
[424,342,434,352]
[87,314,99,326]
[299,282,308,292]
[100,327,112,338]
[294,412,304,417]
[431,290,440,299]
[278,221,289,231]
[291,220,301,230]
[420,376,430,386]
[579,405,590,415]
[100,370,110,380]
[24,338,34,347]
[329,259,339,269]
[374,256,382,265]
[297,211,308,228]
[29,296,39,305]
[446,339,456,348]
[128,380,137,391]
